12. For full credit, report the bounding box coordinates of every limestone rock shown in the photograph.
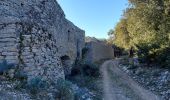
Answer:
[0,0,85,83]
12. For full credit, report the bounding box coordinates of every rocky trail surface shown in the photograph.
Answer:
[100,60,161,100]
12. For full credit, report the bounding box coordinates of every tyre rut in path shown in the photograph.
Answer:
[100,60,160,100]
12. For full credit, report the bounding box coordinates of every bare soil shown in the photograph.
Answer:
[100,60,161,100]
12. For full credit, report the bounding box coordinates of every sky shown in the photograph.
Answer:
[57,0,128,39]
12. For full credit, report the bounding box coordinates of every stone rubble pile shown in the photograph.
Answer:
[119,62,170,100]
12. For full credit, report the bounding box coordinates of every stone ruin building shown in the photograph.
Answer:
[0,0,85,82]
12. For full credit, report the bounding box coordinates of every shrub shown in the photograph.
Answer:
[82,47,89,59]
[155,47,170,68]
[71,60,100,77]
[14,80,27,90]
[56,79,74,100]
[14,71,27,80]
[0,60,15,74]
[137,43,157,64]
[137,43,170,68]
[70,60,83,76]
[82,62,100,77]
[26,77,49,94]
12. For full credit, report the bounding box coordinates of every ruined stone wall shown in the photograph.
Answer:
[0,0,85,82]
[85,41,114,63]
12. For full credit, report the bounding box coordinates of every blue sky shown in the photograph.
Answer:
[57,0,128,39]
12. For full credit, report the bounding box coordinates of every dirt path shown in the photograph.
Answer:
[100,60,160,100]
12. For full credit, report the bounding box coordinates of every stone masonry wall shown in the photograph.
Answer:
[0,0,85,82]
[85,40,114,63]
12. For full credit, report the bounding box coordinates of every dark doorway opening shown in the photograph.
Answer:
[60,55,71,76]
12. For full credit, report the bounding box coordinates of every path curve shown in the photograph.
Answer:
[100,60,160,100]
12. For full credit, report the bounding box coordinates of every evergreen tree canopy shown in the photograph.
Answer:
[108,0,170,67]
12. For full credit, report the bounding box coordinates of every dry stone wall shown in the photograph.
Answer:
[0,0,85,82]
[85,38,114,63]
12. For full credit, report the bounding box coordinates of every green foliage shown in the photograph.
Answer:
[114,18,131,50]
[155,47,170,68]
[0,60,15,73]
[14,80,27,90]
[15,76,50,96]
[26,77,49,94]
[56,79,74,100]
[82,47,89,59]
[136,43,159,63]
[71,60,100,77]
[82,62,100,77]
[14,71,27,80]
[107,29,115,44]
[109,0,170,68]
[68,60,104,100]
